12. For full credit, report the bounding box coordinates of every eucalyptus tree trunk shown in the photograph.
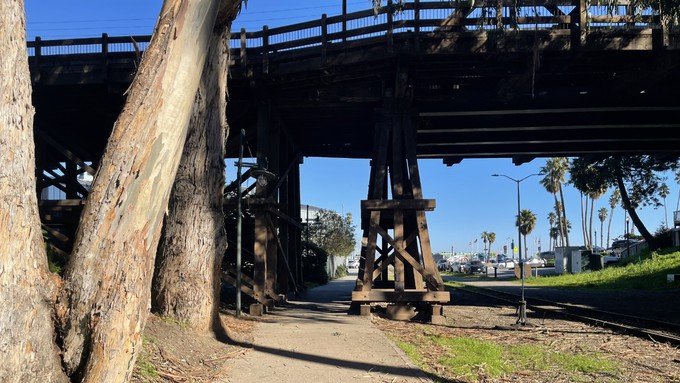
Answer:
[0,2,69,381]
[614,162,656,250]
[57,1,229,381]
[153,10,235,332]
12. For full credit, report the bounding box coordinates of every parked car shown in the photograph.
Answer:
[348,258,360,268]
[602,254,620,266]
[539,251,556,266]
[437,259,449,271]
[611,239,639,249]
[467,260,485,274]
[497,259,516,269]
[458,262,469,273]
[525,257,547,268]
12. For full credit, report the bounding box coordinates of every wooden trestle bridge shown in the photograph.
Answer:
[28,1,680,321]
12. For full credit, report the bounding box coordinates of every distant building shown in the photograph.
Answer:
[301,204,322,224]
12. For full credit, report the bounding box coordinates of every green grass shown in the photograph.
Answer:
[434,337,509,379]
[135,353,160,382]
[524,248,680,290]
[394,335,619,382]
[391,338,426,368]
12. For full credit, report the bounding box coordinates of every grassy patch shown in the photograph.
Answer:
[394,334,619,382]
[392,338,425,368]
[524,248,680,290]
[434,337,509,379]
[159,316,190,331]
[555,351,617,374]
[135,353,160,382]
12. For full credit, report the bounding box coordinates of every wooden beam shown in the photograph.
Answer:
[39,199,85,207]
[267,205,304,230]
[351,290,450,303]
[35,129,96,175]
[372,224,440,290]
[361,199,436,211]
[253,213,267,303]
[361,210,381,291]
[221,271,257,299]
[266,214,299,294]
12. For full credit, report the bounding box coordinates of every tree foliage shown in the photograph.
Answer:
[308,209,356,258]
[569,155,679,250]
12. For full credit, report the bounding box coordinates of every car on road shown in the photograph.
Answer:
[467,260,485,274]
[610,239,642,255]
[496,259,516,269]
[602,254,620,266]
[348,258,360,268]
[525,257,547,268]
[458,262,469,273]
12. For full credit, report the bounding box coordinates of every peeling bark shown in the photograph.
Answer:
[153,18,232,332]
[0,1,69,381]
[57,1,227,381]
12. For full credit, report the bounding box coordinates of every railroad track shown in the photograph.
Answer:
[449,282,680,346]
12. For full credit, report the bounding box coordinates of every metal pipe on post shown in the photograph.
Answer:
[492,172,543,326]
[342,0,347,42]
[515,179,525,323]
[235,129,245,318]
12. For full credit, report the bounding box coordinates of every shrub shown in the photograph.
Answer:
[302,241,329,285]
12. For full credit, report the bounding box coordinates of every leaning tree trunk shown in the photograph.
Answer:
[0,2,69,381]
[56,1,228,381]
[153,9,235,332]
[613,161,657,250]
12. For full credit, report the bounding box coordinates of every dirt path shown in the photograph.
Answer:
[219,274,430,383]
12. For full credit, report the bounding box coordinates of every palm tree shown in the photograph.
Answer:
[587,187,607,250]
[607,189,620,248]
[488,232,496,256]
[675,169,680,211]
[554,201,564,246]
[660,182,670,229]
[598,207,608,249]
[549,226,560,250]
[481,231,489,256]
[541,158,570,246]
[516,209,537,259]
[547,212,557,250]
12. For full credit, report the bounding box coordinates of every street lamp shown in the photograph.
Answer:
[625,215,630,259]
[492,172,543,326]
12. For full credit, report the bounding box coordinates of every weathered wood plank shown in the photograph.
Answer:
[352,290,450,303]
[361,199,436,211]
[361,210,381,291]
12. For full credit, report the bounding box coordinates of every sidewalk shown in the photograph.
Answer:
[220,273,431,383]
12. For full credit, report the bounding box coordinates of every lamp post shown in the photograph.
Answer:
[492,172,542,326]
[235,130,245,318]
[626,215,630,259]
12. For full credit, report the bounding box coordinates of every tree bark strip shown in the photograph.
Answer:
[0,2,69,381]
[58,1,228,381]
[153,14,233,332]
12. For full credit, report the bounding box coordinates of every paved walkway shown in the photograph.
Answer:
[220,273,430,383]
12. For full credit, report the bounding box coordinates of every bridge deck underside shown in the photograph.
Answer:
[30,30,680,171]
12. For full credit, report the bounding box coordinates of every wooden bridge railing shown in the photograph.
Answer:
[27,0,670,69]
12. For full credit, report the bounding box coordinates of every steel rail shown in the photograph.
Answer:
[449,282,680,345]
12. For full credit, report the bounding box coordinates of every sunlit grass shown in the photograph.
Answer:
[394,334,619,382]
[524,248,680,290]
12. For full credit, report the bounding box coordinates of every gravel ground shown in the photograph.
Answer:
[374,287,680,383]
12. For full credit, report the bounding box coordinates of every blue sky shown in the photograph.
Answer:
[25,1,679,255]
